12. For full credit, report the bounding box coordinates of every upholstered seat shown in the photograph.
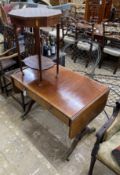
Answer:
[63,35,76,44]
[77,41,98,51]
[99,22,120,74]
[103,46,120,57]
[41,27,66,39]
[98,131,120,174]
[1,59,16,69]
[88,101,120,175]
[49,29,65,39]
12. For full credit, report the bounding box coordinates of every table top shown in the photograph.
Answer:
[9,7,61,27]
[9,7,61,19]
[12,66,108,115]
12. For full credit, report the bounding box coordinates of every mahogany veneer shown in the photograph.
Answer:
[9,7,61,27]
[23,55,55,70]
[11,66,109,138]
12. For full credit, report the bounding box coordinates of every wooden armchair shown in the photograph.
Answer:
[99,22,120,74]
[0,23,19,93]
[88,100,120,175]
[0,26,33,111]
[1,28,35,87]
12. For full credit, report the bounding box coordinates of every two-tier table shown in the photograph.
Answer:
[9,6,61,81]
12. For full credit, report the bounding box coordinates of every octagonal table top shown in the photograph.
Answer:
[9,7,61,19]
[9,6,61,27]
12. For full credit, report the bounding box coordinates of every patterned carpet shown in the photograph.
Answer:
[65,53,120,108]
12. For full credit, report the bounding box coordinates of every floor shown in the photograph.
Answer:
[0,55,118,175]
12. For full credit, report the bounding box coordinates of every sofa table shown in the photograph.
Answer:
[11,66,109,160]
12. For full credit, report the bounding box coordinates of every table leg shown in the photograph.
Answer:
[56,23,60,77]
[14,25,24,75]
[21,99,35,120]
[34,28,42,81]
[64,127,96,161]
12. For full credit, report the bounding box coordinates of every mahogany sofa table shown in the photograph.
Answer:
[11,66,109,160]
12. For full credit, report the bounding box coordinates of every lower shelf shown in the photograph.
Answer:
[23,55,55,70]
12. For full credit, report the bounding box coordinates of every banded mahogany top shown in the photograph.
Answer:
[11,66,109,120]
[9,7,61,19]
[9,7,61,27]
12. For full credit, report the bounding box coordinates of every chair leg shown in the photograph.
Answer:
[88,139,100,175]
[73,56,77,63]
[113,58,120,74]
[2,76,9,96]
[85,52,92,68]
[88,156,97,175]
[21,91,26,112]
[0,76,3,93]
[73,48,79,63]
[98,51,105,68]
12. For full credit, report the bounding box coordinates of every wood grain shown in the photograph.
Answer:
[11,66,109,138]
[23,55,55,70]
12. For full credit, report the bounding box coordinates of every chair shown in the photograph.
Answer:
[0,24,35,111]
[109,8,120,22]
[61,16,77,44]
[88,100,120,175]
[41,3,72,39]
[99,22,120,74]
[85,0,103,23]
[111,0,120,22]
[0,22,18,93]
[74,21,99,67]
[0,4,8,25]
[70,0,86,19]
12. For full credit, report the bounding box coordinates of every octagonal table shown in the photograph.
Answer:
[9,7,61,81]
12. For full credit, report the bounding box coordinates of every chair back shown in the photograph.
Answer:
[0,4,8,25]
[71,0,84,4]
[23,32,35,56]
[103,22,120,48]
[50,0,69,5]
[76,21,95,40]
[104,109,120,140]
[70,0,86,19]
[110,8,120,22]
[3,25,15,50]
[85,0,103,23]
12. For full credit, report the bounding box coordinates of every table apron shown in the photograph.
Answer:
[12,78,70,126]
